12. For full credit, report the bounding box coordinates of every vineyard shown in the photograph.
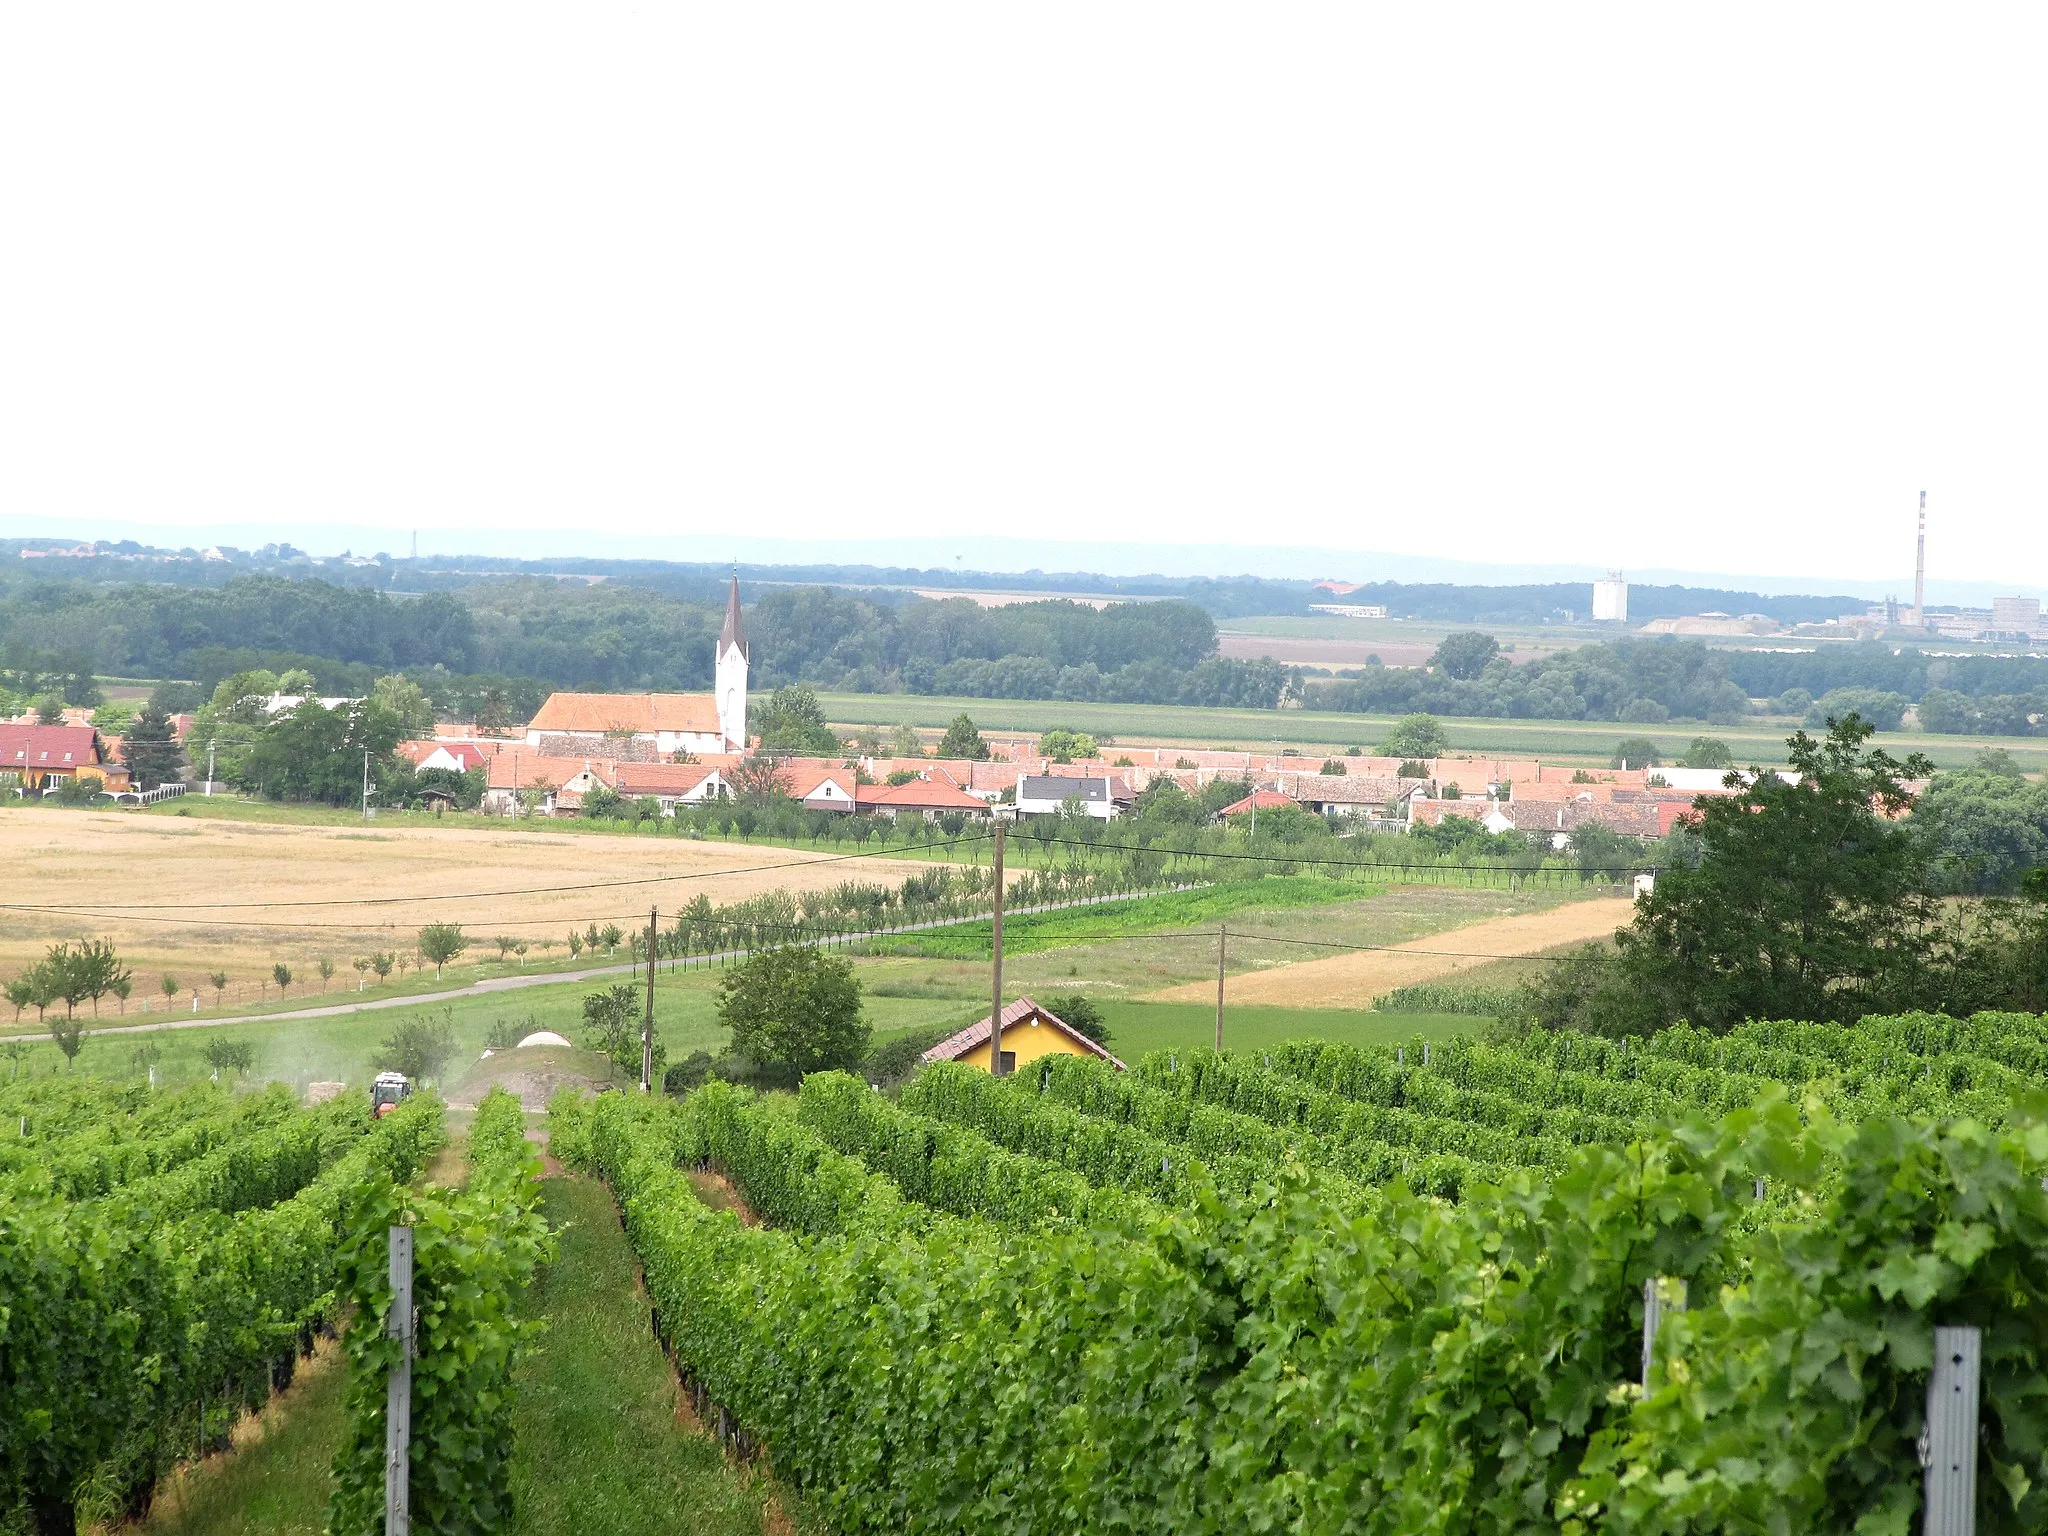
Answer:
[556,1008,2048,1536]
[0,1076,442,1534]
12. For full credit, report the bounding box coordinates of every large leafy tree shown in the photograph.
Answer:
[120,704,185,789]
[750,685,841,755]
[937,713,990,760]
[717,945,868,1084]
[1613,715,1937,1030]
[1429,631,1500,681]
[1378,713,1449,759]
[237,698,405,804]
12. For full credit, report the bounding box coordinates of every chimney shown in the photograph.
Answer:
[1911,491,1926,627]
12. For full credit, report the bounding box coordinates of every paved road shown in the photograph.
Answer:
[7,887,1186,1044]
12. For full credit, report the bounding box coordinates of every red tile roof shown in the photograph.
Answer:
[527,692,721,736]
[857,777,988,811]
[613,762,720,796]
[1218,790,1297,817]
[0,724,103,769]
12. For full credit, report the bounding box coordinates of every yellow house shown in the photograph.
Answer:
[920,996,1128,1075]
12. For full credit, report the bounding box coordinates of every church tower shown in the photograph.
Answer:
[716,573,748,751]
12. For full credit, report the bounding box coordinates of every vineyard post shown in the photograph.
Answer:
[1215,924,1226,1051]
[642,907,657,1093]
[1921,1326,1981,1536]
[989,819,1007,1075]
[1641,1276,1685,1385]
[385,1225,414,1536]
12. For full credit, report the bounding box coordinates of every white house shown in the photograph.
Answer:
[1014,774,1127,819]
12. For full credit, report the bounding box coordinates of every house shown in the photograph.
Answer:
[856,775,990,819]
[920,996,1128,1075]
[778,763,862,814]
[1267,772,1410,817]
[1014,774,1131,819]
[524,577,749,756]
[612,761,729,812]
[0,724,132,793]
[1216,790,1296,819]
[481,752,615,817]
[397,740,498,774]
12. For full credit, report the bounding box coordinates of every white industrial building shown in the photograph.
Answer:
[1592,572,1629,623]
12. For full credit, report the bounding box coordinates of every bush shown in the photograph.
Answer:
[1611,736,1663,769]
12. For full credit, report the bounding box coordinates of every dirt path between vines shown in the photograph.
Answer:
[1146,896,1636,1009]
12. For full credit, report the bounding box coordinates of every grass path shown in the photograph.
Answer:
[127,1144,813,1536]
[510,1174,818,1535]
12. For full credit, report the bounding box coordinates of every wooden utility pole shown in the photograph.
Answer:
[989,820,1007,1075]
[642,907,657,1092]
[1215,923,1227,1050]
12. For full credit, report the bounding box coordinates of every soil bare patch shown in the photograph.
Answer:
[1147,897,1635,1008]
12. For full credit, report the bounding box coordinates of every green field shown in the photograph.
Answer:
[818,691,2048,771]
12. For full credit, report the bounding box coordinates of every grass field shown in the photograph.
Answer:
[862,875,1381,960]
[816,691,2048,771]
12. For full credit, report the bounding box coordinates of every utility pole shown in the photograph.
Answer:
[362,750,372,821]
[205,740,215,797]
[988,820,1007,1075]
[642,907,657,1092]
[1215,923,1227,1050]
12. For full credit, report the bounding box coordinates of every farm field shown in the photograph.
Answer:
[1146,895,1634,1006]
[0,876,1575,1086]
[815,690,2048,771]
[0,804,941,983]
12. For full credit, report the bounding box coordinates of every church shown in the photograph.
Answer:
[522,575,749,757]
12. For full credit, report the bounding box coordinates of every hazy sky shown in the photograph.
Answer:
[3,8,2043,587]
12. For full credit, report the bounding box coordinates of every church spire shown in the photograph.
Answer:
[719,569,747,659]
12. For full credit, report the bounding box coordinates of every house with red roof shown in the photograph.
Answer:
[856,774,990,819]
[0,724,131,793]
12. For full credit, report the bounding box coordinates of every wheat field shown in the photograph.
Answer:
[0,811,929,990]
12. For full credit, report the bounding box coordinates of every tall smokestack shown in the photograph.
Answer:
[1911,491,1926,627]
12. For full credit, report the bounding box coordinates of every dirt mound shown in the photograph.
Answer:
[1147,897,1635,1009]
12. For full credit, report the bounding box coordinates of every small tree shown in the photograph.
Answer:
[1379,714,1449,760]
[1037,729,1097,764]
[598,924,623,955]
[567,929,583,959]
[1,1039,29,1078]
[718,945,869,1084]
[209,971,229,1005]
[69,939,128,1018]
[162,974,180,1009]
[4,975,34,1022]
[1677,736,1735,771]
[581,983,640,1080]
[1320,759,1347,776]
[205,1038,254,1079]
[318,957,336,992]
[1040,993,1110,1046]
[495,935,518,961]
[272,963,293,996]
[417,923,468,978]
[371,953,394,984]
[377,1010,456,1082]
[1611,737,1663,769]
[48,1010,86,1071]
[938,713,990,761]
[353,956,371,991]
[110,976,132,1015]
[130,1039,163,1073]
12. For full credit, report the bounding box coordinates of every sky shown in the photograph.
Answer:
[3,7,2044,591]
